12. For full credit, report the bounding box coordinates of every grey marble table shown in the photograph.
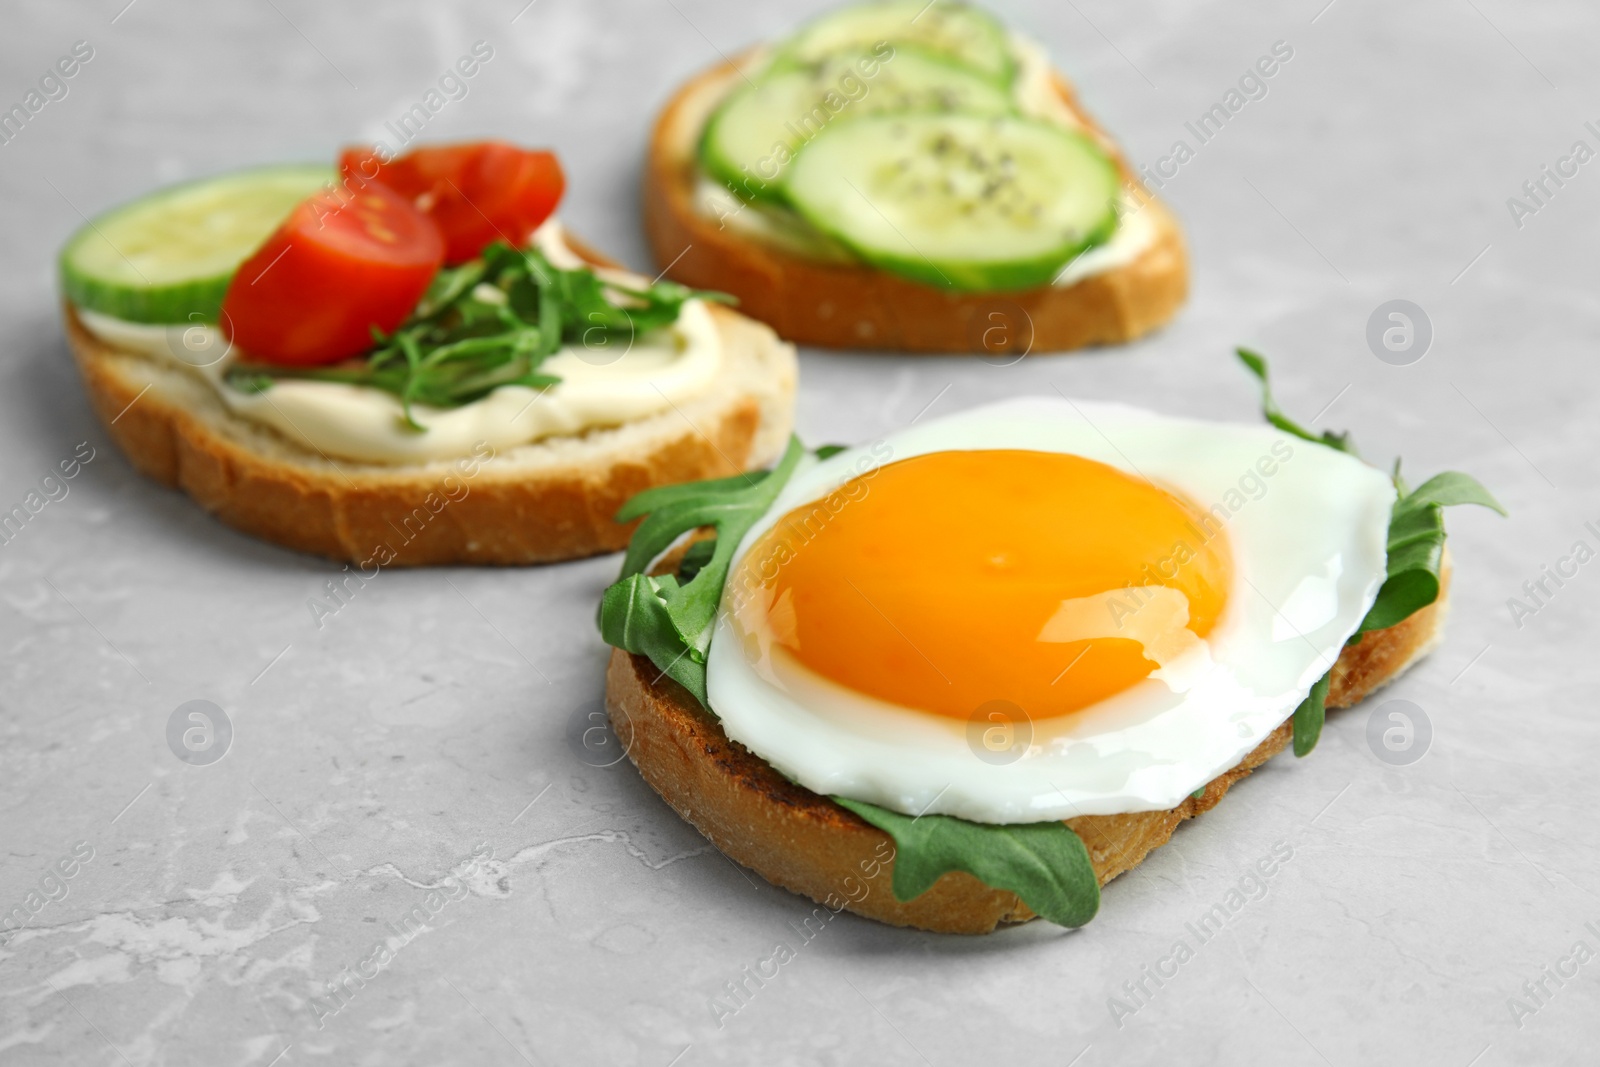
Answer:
[2,1,1598,1064]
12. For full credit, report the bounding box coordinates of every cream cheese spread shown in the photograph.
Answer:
[76,220,723,465]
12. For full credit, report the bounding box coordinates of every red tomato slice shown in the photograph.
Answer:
[341,141,565,264]
[221,182,443,366]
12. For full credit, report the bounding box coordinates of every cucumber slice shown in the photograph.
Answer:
[60,164,333,323]
[702,45,1015,201]
[781,1,1016,86]
[784,114,1121,292]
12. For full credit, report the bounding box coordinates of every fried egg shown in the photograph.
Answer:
[703,397,1396,822]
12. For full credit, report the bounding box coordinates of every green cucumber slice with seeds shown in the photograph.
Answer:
[60,164,333,324]
[780,0,1016,86]
[702,44,1015,201]
[783,113,1121,291]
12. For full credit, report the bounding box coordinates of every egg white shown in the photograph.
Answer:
[703,397,1397,822]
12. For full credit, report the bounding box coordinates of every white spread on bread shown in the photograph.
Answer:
[1051,197,1160,286]
[74,220,723,466]
[1007,35,1085,131]
[689,33,1156,288]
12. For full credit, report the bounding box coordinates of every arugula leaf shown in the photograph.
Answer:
[1235,351,1505,638]
[1235,347,1356,454]
[676,537,718,584]
[226,242,727,430]
[1356,471,1506,634]
[598,571,705,698]
[1291,670,1333,757]
[835,798,1100,928]
[1399,470,1507,512]
[1238,352,1505,754]
[598,437,806,705]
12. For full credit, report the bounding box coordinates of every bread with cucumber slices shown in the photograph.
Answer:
[644,0,1187,354]
[59,163,796,566]
[606,571,1448,934]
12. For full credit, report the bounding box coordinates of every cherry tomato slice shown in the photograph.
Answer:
[221,181,443,366]
[341,141,565,264]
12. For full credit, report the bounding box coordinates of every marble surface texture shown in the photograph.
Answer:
[2,0,1599,1064]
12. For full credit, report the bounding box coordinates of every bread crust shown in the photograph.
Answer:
[644,54,1188,354]
[605,568,1451,934]
[63,242,797,566]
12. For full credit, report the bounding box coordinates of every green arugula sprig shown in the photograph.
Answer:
[1356,467,1507,632]
[227,242,723,430]
[598,436,806,704]
[1235,348,1356,455]
[1290,672,1333,759]
[1237,348,1506,755]
[836,799,1100,928]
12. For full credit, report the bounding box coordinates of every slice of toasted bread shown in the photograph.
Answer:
[644,51,1187,354]
[62,241,797,567]
[604,567,1450,934]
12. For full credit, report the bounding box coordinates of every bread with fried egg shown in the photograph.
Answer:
[604,562,1449,934]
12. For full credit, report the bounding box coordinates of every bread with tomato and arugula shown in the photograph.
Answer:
[60,141,796,565]
[645,0,1187,355]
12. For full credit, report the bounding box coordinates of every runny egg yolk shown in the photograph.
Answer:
[729,450,1233,721]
